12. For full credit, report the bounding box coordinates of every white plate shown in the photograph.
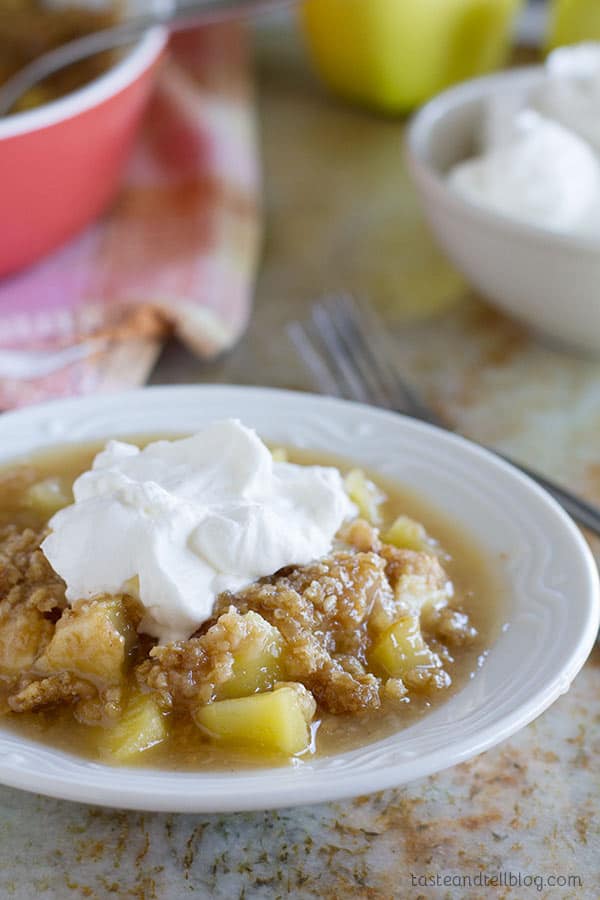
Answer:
[0,385,597,812]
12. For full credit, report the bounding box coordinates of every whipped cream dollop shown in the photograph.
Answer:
[535,43,600,153]
[448,43,600,236]
[449,109,600,232]
[42,420,356,643]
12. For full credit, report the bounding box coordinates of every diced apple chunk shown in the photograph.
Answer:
[344,468,385,524]
[123,576,140,599]
[194,683,316,756]
[390,554,452,619]
[99,692,167,761]
[270,446,288,462]
[218,611,284,700]
[36,597,134,685]
[0,607,53,676]
[24,477,72,517]
[370,615,440,679]
[383,515,431,552]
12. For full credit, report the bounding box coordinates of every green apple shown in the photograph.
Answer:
[548,0,600,49]
[302,0,524,113]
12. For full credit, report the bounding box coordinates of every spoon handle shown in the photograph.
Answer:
[0,0,289,116]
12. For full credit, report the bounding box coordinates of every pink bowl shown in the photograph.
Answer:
[0,26,168,278]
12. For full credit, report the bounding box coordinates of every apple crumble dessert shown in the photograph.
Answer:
[0,423,494,768]
[0,1,119,114]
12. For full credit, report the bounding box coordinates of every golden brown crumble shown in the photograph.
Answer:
[0,526,67,683]
[138,607,276,709]
[8,671,95,713]
[137,524,476,717]
[0,525,66,614]
[0,517,478,728]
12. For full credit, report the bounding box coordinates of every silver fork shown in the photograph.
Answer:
[288,293,600,539]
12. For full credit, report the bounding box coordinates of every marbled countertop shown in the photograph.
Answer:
[1,22,598,900]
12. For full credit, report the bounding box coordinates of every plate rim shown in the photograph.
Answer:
[0,384,597,812]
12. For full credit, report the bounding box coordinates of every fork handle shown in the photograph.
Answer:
[494,451,600,538]
[404,407,600,537]
[408,411,600,536]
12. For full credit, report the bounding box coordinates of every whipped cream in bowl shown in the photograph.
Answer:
[41,419,356,643]
[535,43,600,154]
[407,41,600,355]
[447,43,600,238]
[448,109,600,233]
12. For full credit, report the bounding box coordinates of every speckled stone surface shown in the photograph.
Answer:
[1,21,599,900]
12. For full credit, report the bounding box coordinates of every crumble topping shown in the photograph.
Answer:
[0,513,479,750]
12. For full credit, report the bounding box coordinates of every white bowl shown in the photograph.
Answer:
[0,385,597,812]
[406,67,600,356]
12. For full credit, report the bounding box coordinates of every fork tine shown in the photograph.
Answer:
[289,293,438,424]
[287,320,343,398]
[311,302,371,404]
[325,294,396,409]
[327,294,439,424]
[333,295,407,404]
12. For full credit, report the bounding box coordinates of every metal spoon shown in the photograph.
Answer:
[0,0,290,117]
